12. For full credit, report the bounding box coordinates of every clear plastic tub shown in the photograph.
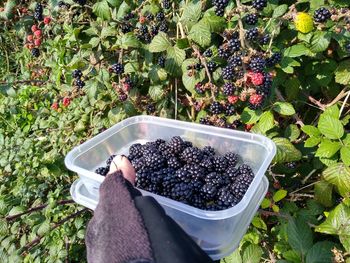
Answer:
[70,176,269,260]
[65,116,276,259]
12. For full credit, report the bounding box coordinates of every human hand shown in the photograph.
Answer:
[108,155,136,185]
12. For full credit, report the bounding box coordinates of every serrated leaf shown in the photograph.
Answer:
[273,137,302,163]
[222,249,242,263]
[301,125,321,137]
[149,85,165,101]
[322,163,350,197]
[176,38,190,49]
[340,146,350,166]
[287,217,313,255]
[335,60,350,85]
[202,15,226,33]
[241,107,262,124]
[188,20,211,47]
[251,111,274,134]
[284,44,312,58]
[306,241,338,263]
[272,4,288,17]
[120,33,140,49]
[272,204,280,212]
[252,216,267,231]
[273,189,288,202]
[8,206,25,216]
[309,31,331,53]
[324,105,340,118]
[37,220,51,236]
[272,102,296,116]
[180,1,202,28]
[242,244,263,263]
[107,0,122,7]
[318,114,344,140]
[93,0,111,20]
[108,107,127,124]
[166,46,186,76]
[305,137,321,147]
[0,219,8,236]
[261,198,271,209]
[314,181,333,207]
[149,32,171,52]
[283,250,301,263]
[101,26,117,38]
[315,140,341,158]
[284,124,300,141]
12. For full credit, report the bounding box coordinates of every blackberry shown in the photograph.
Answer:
[212,156,228,172]
[202,146,215,157]
[167,157,182,169]
[245,27,259,41]
[156,12,165,21]
[238,164,254,177]
[225,105,235,116]
[252,0,267,10]
[183,141,193,148]
[225,166,239,181]
[195,83,205,94]
[144,153,166,170]
[158,56,165,67]
[195,63,203,71]
[124,12,135,20]
[135,167,153,188]
[158,143,173,157]
[162,172,179,196]
[72,69,83,79]
[31,48,40,57]
[121,23,133,33]
[150,25,159,36]
[249,56,266,72]
[207,61,217,73]
[75,79,85,89]
[222,82,234,96]
[185,164,205,180]
[218,47,230,59]
[314,7,331,23]
[35,3,43,13]
[111,63,124,75]
[200,183,217,201]
[228,55,242,67]
[224,152,239,166]
[180,147,204,164]
[146,104,156,114]
[189,195,205,209]
[131,157,145,171]
[286,162,297,169]
[346,43,350,53]
[199,117,212,125]
[259,34,270,45]
[168,136,185,154]
[171,182,193,201]
[232,174,253,197]
[155,139,166,146]
[204,172,229,186]
[222,65,234,80]
[245,13,258,25]
[217,188,237,208]
[146,13,154,20]
[228,38,241,52]
[119,93,128,101]
[129,143,143,159]
[142,142,159,155]
[266,52,282,67]
[215,8,225,17]
[209,101,223,114]
[106,154,116,166]
[73,0,87,5]
[34,11,43,21]
[159,22,168,32]
[95,167,109,176]
[140,25,148,35]
[203,49,213,57]
[162,0,171,9]
[200,157,214,172]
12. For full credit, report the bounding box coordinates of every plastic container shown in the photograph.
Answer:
[65,116,276,259]
[70,176,269,260]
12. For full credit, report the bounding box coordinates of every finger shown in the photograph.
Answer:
[108,155,136,185]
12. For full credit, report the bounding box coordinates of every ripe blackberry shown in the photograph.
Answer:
[259,34,270,45]
[180,147,204,164]
[162,172,179,196]
[199,117,212,125]
[156,12,165,21]
[224,152,239,166]
[150,25,159,36]
[119,93,128,101]
[232,174,253,198]
[200,183,217,201]
[245,13,258,25]
[124,12,135,20]
[171,182,193,201]
[168,136,185,154]
[218,47,230,59]
[195,63,203,71]
[200,157,214,171]
[72,69,83,79]
[111,63,124,75]
[346,43,350,53]
[159,22,168,32]
[189,195,205,209]
[121,23,133,33]
[142,142,159,155]
[183,141,193,148]
[245,27,259,41]
[155,139,166,146]
[146,13,154,21]
[74,0,87,5]
[195,83,205,94]
[158,142,173,157]
[209,101,223,114]
[314,7,331,22]
[162,0,171,9]
[228,38,241,52]
[217,188,237,208]
[106,154,116,166]
[286,162,297,169]
[203,49,212,57]
[146,104,156,114]
[75,79,85,89]
[222,82,234,96]
[135,167,153,188]
[212,156,228,172]
[144,153,166,170]
[31,48,40,57]
[207,61,217,73]
[185,164,205,180]
[252,0,267,10]
[266,52,282,67]
[34,11,43,21]
[158,56,165,67]
[212,0,229,15]
[222,65,234,80]
[204,172,229,186]
[228,56,242,67]
[238,164,254,177]
[167,157,182,169]
[129,143,143,158]
[225,105,235,116]
[131,157,145,171]
[249,56,266,72]
[202,146,215,157]
[225,166,239,181]
[140,25,148,35]
[95,167,109,176]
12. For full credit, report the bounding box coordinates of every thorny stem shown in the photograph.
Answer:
[235,0,246,49]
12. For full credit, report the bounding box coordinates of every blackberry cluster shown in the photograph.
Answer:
[72,69,85,89]
[203,49,213,57]
[245,13,258,25]
[209,101,223,114]
[252,0,267,10]
[249,56,266,72]
[162,0,171,9]
[222,82,234,96]
[212,0,229,16]
[266,52,282,67]
[111,63,124,75]
[259,34,270,45]
[158,56,165,68]
[207,61,217,73]
[34,3,43,21]
[314,7,331,23]
[246,27,259,41]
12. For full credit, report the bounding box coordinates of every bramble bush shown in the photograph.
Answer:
[0,0,350,262]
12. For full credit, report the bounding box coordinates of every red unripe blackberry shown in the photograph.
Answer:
[44,17,51,25]
[62,97,71,107]
[31,25,39,32]
[34,39,41,46]
[34,30,42,38]
[249,94,263,105]
[27,35,34,42]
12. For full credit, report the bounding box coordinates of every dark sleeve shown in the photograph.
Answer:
[85,172,154,263]
[134,196,213,263]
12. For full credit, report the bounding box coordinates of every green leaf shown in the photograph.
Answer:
[176,38,190,49]
[188,20,211,47]
[251,216,267,231]
[222,249,242,263]
[202,15,226,33]
[301,125,321,137]
[315,140,342,158]
[283,250,301,263]
[242,244,263,263]
[107,0,122,7]
[251,111,274,134]
[314,180,333,207]
[120,33,140,49]
[273,137,302,163]
[101,26,117,38]
[93,0,111,20]
[261,198,271,209]
[149,66,168,83]
[318,114,344,140]
[340,146,350,166]
[287,217,313,255]
[149,32,172,52]
[335,60,350,85]
[273,189,288,202]
[149,85,165,101]
[284,124,300,141]
[322,163,350,197]
[241,107,262,124]
[8,206,25,216]
[272,4,288,17]
[166,46,186,76]
[37,220,51,236]
[324,104,340,118]
[306,241,336,263]
[284,44,312,58]
[108,107,127,124]
[181,59,205,94]
[309,31,331,53]
[272,102,296,116]
[0,219,8,236]
[180,1,202,28]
